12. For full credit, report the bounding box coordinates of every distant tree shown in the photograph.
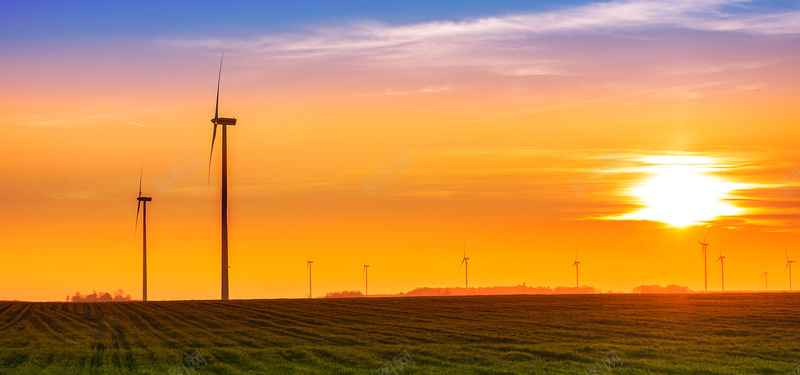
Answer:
[68,290,133,302]
[324,290,365,298]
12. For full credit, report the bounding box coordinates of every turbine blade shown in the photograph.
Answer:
[208,124,217,185]
[787,248,790,262]
[208,53,224,186]
[216,53,223,122]
[703,228,710,243]
[138,165,143,197]
[135,200,141,235]
[785,262,790,274]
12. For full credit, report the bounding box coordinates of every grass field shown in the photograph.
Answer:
[1,293,799,374]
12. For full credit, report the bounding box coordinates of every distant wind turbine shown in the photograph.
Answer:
[716,240,726,292]
[698,228,710,292]
[307,257,313,299]
[572,247,581,288]
[786,249,796,291]
[363,263,369,297]
[762,266,768,291]
[207,53,238,301]
[460,241,469,289]
[135,167,152,302]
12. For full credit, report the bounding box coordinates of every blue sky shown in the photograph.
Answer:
[2,1,588,42]
[4,0,800,46]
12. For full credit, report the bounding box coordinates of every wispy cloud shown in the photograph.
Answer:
[11,109,163,127]
[663,59,783,77]
[358,84,453,97]
[46,190,110,200]
[160,0,800,73]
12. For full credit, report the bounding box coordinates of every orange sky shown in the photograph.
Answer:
[3,0,800,301]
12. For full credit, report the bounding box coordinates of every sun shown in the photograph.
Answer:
[620,156,745,227]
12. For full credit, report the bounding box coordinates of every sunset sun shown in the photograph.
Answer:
[621,156,746,227]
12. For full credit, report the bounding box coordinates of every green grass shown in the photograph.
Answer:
[1,294,799,374]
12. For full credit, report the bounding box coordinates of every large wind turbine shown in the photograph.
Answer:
[307,257,313,299]
[786,249,796,291]
[363,263,369,296]
[208,54,237,300]
[572,247,581,288]
[698,229,710,292]
[716,240,726,292]
[762,266,768,291]
[460,241,469,289]
[135,168,152,302]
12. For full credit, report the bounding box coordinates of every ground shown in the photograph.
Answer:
[0,294,798,374]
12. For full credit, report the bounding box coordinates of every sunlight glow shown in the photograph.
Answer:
[621,156,746,227]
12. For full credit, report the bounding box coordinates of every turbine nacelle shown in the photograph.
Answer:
[137,196,152,202]
[698,228,711,249]
[211,117,237,126]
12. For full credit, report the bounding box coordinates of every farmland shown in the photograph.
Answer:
[1,293,799,374]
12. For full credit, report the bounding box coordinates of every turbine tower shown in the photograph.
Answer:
[762,267,768,291]
[460,241,469,289]
[307,257,313,299]
[572,247,581,288]
[208,54,237,301]
[786,249,796,291]
[698,228,710,292]
[716,240,726,292]
[363,263,369,296]
[135,168,152,302]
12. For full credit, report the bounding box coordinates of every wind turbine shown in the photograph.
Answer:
[716,240,726,292]
[135,167,152,302]
[208,54,238,301]
[762,266,768,291]
[460,241,469,289]
[572,247,580,288]
[307,257,313,299]
[786,249,796,291]
[363,263,369,296]
[698,228,710,292]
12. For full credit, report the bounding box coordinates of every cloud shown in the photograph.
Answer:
[46,190,110,200]
[358,84,453,97]
[655,80,768,99]
[160,0,800,73]
[12,109,163,127]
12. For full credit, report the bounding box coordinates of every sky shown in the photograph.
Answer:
[2,0,800,301]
